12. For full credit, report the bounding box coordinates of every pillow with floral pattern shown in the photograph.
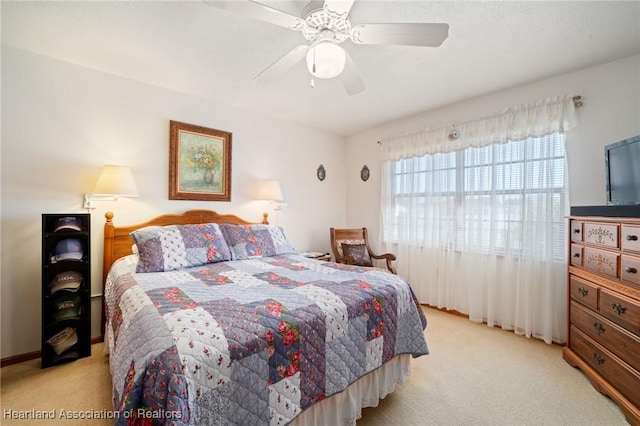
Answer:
[131,223,231,273]
[220,224,296,260]
[340,243,373,267]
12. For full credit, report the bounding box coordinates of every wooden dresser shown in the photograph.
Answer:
[564,211,640,425]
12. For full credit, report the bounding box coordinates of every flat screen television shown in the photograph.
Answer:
[605,135,640,205]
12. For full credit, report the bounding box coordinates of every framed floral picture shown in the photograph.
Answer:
[169,120,232,201]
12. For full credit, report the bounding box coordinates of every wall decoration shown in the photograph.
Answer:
[317,164,326,181]
[169,120,232,201]
[360,165,370,181]
[448,126,460,141]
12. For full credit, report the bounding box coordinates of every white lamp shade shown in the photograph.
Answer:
[92,165,139,197]
[306,42,346,79]
[257,180,284,201]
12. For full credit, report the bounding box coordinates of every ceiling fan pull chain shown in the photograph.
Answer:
[312,47,317,74]
[310,78,315,89]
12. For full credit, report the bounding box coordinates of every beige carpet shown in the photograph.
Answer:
[0,307,630,425]
[1,343,112,425]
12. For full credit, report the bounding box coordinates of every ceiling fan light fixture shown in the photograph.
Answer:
[306,41,346,79]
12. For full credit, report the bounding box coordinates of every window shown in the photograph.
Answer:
[385,133,567,261]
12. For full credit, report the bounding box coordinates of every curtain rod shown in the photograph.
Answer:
[377,95,583,145]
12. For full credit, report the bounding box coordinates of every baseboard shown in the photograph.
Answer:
[1,335,104,367]
[0,349,41,367]
[421,303,564,347]
[422,304,468,318]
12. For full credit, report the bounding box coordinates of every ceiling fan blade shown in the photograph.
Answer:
[339,50,365,96]
[254,45,309,83]
[351,23,449,47]
[323,0,355,18]
[204,1,305,31]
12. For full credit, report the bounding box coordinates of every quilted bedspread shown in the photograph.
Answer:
[104,254,428,425]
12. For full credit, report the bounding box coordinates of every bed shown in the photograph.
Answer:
[102,210,429,425]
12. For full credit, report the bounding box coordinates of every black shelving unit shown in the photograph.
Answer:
[41,214,91,368]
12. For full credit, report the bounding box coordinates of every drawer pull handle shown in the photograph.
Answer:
[593,322,605,335]
[574,229,581,233]
[593,353,605,365]
[624,266,638,274]
[573,253,581,258]
[626,235,638,241]
[577,287,588,297]
[611,303,627,315]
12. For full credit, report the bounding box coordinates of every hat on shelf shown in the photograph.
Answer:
[49,271,83,294]
[53,216,82,232]
[52,293,82,321]
[51,239,83,263]
[46,327,78,355]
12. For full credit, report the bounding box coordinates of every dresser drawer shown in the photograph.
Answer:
[571,301,640,372]
[584,247,619,279]
[621,255,640,288]
[569,275,598,311]
[585,222,619,248]
[570,326,640,409]
[599,288,640,335]
[621,224,640,253]
[570,244,583,267]
[571,220,584,243]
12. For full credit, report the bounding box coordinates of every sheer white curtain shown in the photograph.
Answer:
[379,95,577,344]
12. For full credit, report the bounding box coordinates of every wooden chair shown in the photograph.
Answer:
[329,227,397,274]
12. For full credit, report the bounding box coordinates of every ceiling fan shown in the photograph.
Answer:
[205,0,449,95]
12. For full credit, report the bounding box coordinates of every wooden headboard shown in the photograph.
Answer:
[102,209,268,285]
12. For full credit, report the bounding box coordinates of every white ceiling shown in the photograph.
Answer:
[2,1,639,136]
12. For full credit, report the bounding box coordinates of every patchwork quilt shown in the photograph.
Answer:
[105,254,428,425]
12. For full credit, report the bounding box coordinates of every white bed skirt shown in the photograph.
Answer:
[290,354,412,426]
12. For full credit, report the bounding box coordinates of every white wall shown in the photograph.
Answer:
[346,55,640,245]
[0,47,347,359]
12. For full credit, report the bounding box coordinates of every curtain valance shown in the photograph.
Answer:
[380,94,577,160]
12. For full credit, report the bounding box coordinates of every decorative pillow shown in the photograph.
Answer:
[131,223,231,273]
[335,239,365,257]
[341,243,372,267]
[220,224,296,260]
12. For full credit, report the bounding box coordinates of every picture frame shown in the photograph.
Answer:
[169,120,232,201]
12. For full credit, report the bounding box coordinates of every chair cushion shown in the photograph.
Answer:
[335,239,365,257]
[341,243,373,267]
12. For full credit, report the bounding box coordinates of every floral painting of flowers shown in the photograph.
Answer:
[169,120,232,201]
